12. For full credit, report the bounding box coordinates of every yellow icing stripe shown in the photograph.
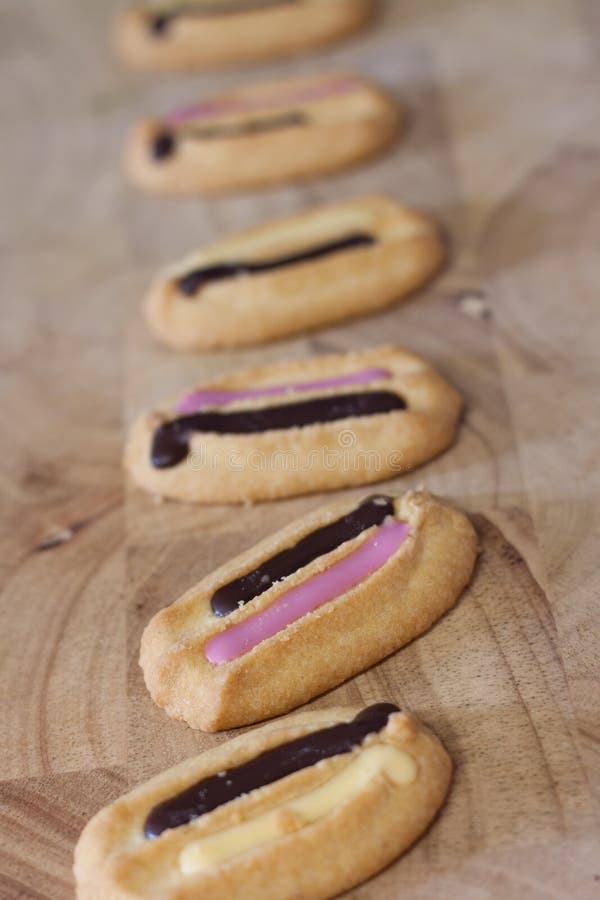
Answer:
[179,744,416,875]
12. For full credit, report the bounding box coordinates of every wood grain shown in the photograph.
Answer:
[1,0,599,897]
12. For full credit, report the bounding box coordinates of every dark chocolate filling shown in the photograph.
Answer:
[186,110,306,139]
[144,703,399,839]
[211,494,395,616]
[176,233,376,296]
[152,131,176,160]
[150,111,306,161]
[150,0,298,34]
[151,390,407,469]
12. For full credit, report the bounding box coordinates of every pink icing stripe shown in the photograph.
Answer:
[204,519,410,665]
[166,77,358,125]
[176,368,390,414]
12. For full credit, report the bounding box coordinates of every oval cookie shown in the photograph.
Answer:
[140,490,477,730]
[145,196,445,350]
[74,704,452,900]
[125,72,401,194]
[124,346,463,504]
[115,0,375,72]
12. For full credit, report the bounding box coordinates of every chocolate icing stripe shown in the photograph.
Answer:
[152,132,175,160]
[150,390,407,469]
[151,112,306,160]
[211,494,395,617]
[176,233,376,296]
[144,703,399,839]
[184,110,306,140]
[150,0,297,33]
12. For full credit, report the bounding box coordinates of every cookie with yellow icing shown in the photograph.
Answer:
[74,704,452,900]
[145,196,445,351]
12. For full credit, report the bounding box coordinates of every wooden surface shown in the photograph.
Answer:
[1,1,599,897]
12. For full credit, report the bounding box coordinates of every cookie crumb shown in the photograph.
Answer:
[34,527,74,552]
[455,290,491,320]
[276,808,305,834]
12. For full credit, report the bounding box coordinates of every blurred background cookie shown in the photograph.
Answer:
[145,196,445,350]
[115,0,375,71]
[125,72,402,193]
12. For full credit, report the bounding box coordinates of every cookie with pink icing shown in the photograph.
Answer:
[124,346,463,504]
[144,196,445,351]
[125,72,401,194]
[140,489,477,731]
[115,0,375,72]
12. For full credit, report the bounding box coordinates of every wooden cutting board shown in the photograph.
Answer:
[1,1,599,897]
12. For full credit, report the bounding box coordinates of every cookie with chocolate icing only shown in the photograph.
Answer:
[145,196,445,350]
[124,346,463,504]
[125,72,402,194]
[74,704,452,899]
[115,0,375,72]
[140,490,477,731]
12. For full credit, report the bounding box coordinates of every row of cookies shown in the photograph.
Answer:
[77,4,470,899]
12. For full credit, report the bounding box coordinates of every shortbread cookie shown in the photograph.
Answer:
[140,490,477,730]
[115,0,375,72]
[124,346,463,504]
[74,703,452,899]
[125,72,401,194]
[145,196,445,350]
